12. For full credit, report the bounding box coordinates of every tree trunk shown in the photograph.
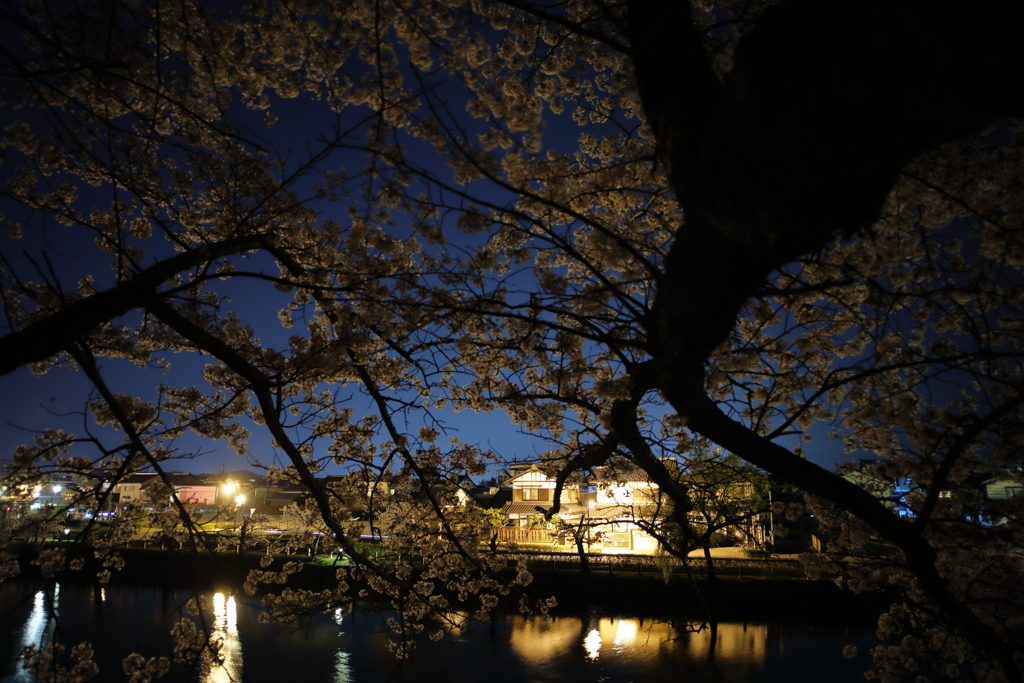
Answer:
[702,542,716,581]
[574,532,592,579]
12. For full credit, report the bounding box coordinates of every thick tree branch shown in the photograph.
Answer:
[626,0,722,183]
[0,234,271,376]
[916,390,1024,527]
[683,392,1022,683]
[66,343,220,554]
[143,299,406,589]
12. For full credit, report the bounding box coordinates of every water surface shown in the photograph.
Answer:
[0,581,875,682]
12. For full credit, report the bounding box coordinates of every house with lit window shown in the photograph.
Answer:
[162,473,217,507]
[499,465,587,527]
[111,473,159,506]
[110,472,216,508]
[495,463,663,553]
[978,470,1023,525]
[984,471,1023,502]
[587,465,663,553]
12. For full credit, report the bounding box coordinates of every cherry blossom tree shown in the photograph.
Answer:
[1,0,1022,680]
[676,447,769,579]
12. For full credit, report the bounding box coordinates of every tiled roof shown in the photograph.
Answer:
[159,473,207,487]
[501,466,547,486]
[473,487,512,509]
[593,464,655,484]
[500,502,586,516]
[588,503,658,520]
[121,473,160,484]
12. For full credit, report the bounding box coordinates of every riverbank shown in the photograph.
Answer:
[6,543,891,627]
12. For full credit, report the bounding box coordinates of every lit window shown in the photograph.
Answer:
[522,488,549,501]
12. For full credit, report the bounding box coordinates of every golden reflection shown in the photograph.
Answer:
[582,618,676,660]
[511,615,681,665]
[508,616,583,665]
[613,619,637,650]
[200,592,243,683]
[583,629,601,660]
[687,622,768,663]
[442,610,470,638]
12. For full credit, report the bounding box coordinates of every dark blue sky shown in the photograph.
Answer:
[0,3,862,480]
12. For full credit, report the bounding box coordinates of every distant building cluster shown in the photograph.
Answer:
[840,460,1022,522]
[0,469,308,516]
[2,461,1021,555]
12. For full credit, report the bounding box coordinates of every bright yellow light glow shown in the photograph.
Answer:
[234,494,245,506]
[203,592,242,683]
[223,483,236,495]
[584,629,601,660]
[614,619,637,648]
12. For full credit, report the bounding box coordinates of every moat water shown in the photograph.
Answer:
[0,581,877,682]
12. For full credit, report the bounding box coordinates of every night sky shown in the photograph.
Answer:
[0,2,857,481]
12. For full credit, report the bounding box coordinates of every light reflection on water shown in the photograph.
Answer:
[333,607,354,683]
[3,584,60,683]
[574,617,676,662]
[201,593,242,683]
[689,622,769,662]
[0,582,874,683]
[583,629,602,660]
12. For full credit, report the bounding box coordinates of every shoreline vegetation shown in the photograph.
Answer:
[4,543,891,627]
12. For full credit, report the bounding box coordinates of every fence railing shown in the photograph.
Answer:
[511,551,806,579]
[14,531,808,579]
[495,527,559,544]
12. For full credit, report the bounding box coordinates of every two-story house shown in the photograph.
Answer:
[495,463,663,553]
[984,470,1023,502]
[111,473,159,506]
[500,465,586,527]
[110,472,216,509]
[588,465,663,553]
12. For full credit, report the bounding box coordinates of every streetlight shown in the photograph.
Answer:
[219,482,239,510]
